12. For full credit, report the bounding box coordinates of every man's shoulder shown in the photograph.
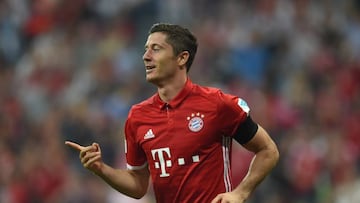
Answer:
[192,83,223,98]
[129,94,157,115]
[192,83,240,108]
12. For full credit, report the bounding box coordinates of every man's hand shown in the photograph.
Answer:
[211,191,247,203]
[65,141,103,174]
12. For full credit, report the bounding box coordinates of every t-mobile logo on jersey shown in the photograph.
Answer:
[151,147,200,178]
[151,147,172,177]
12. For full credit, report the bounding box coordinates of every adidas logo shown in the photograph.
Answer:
[144,129,155,139]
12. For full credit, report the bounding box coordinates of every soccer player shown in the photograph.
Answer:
[66,23,279,203]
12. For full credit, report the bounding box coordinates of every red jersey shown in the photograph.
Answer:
[125,79,250,203]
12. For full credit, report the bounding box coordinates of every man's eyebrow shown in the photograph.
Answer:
[144,43,164,49]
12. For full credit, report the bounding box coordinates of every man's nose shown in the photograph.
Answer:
[143,50,151,61]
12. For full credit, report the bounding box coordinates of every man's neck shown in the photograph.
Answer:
[157,75,187,103]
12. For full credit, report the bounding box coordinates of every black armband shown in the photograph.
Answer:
[233,116,258,145]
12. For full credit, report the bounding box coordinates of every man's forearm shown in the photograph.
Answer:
[95,163,150,199]
[233,144,279,198]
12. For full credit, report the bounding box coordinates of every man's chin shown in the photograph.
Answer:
[146,75,164,86]
[146,75,157,83]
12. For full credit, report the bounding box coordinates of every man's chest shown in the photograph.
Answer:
[134,104,222,173]
[138,106,219,150]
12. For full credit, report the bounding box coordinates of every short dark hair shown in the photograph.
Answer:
[149,23,198,72]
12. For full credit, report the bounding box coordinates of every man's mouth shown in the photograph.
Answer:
[145,65,156,73]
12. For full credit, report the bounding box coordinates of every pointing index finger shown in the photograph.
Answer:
[65,141,85,151]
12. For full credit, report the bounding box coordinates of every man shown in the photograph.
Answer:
[66,23,279,203]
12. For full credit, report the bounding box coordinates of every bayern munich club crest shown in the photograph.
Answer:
[187,112,204,132]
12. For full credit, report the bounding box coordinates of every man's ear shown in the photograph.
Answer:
[177,51,189,67]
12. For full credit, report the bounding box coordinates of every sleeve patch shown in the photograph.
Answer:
[237,98,250,115]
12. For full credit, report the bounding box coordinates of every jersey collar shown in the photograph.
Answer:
[154,78,194,110]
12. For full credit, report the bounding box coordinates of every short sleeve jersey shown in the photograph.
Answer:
[125,79,252,203]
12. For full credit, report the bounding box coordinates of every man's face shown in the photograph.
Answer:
[143,32,179,84]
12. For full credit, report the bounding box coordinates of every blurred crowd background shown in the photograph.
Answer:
[1,0,360,202]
